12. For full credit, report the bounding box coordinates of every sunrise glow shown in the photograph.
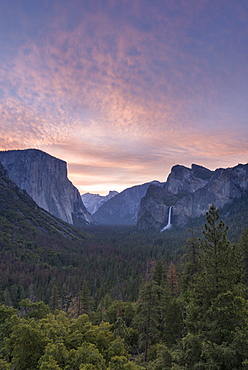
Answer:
[1,0,248,194]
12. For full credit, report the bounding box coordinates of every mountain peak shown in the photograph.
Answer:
[137,162,248,230]
[165,164,211,195]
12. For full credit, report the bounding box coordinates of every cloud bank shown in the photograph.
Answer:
[0,0,248,194]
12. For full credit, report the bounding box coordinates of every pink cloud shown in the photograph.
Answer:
[1,0,247,194]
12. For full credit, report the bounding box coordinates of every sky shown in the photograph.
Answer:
[0,0,248,195]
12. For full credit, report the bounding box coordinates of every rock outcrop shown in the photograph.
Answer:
[81,191,118,215]
[164,164,213,194]
[0,149,92,225]
[137,163,248,230]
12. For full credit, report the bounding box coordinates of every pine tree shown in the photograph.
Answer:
[180,227,201,295]
[152,260,166,287]
[49,284,61,312]
[200,205,240,297]
[133,261,171,362]
[178,205,248,369]
[167,262,179,297]
[81,280,93,315]
[3,288,12,307]
[186,205,241,333]
[239,227,248,289]
[133,278,164,362]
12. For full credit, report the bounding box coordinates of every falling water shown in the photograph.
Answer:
[160,206,172,232]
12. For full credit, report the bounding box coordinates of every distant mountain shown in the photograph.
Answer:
[2,148,247,234]
[0,149,92,226]
[93,181,164,225]
[137,163,248,231]
[0,161,187,308]
[81,191,118,214]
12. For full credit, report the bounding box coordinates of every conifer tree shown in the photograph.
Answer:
[152,260,166,287]
[3,288,12,307]
[239,227,248,289]
[178,205,248,369]
[80,280,93,315]
[133,261,170,362]
[49,284,61,312]
[185,204,241,333]
[134,279,161,362]
[167,262,179,297]
[180,227,201,295]
[200,204,240,296]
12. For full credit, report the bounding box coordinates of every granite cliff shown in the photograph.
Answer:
[137,163,248,230]
[0,149,92,225]
[0,162,87,239]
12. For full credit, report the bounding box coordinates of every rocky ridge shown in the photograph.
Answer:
[137,163,248,230]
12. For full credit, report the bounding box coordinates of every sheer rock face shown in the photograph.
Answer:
[137,163,248,230]
[0,162,36,210]
[165,164,213,194]
[0,149,92,225]
[137,185,172,230]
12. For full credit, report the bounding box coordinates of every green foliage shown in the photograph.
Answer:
[180,227,201,294]
[2,176,248,370]
[0,198,185,309]
[133,279,164,361]
[220,193,248,241]
[5,319,50,369]
[0,359,10,370]
[38,342,69,369]
[185,205,242,333]
[177,205,248,369]
[0,305,18,360]
[107,355,144,369]
[0,302,144,369]
[69,342,106,369]
[19,299,50,319]
[238,227,248,288]
[133,260,183,363]
[0,160,187,312]
[147,344,172,370]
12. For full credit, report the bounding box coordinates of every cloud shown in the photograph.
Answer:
[0,0,248,194]
[37,121,248,195]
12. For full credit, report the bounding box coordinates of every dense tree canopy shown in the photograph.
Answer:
[178,205,248,369]
[0,204,248,368]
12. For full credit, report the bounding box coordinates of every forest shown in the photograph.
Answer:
[0,204,248,369]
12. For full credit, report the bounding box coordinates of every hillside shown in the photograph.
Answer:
[0,161,186,307]
[0,163,91,305]
[1,157,248,309]
[1,161,248,369]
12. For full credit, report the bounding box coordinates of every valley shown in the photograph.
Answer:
[0,149,248,369]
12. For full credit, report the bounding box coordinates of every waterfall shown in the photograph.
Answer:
[160,206,172,232]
